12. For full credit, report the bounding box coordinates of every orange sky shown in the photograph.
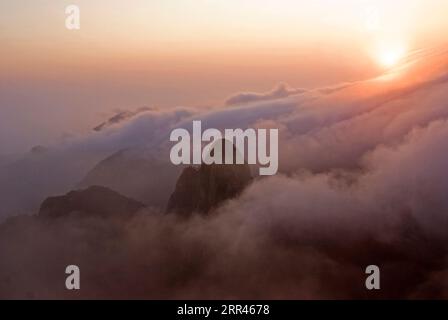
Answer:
[1,0,448,153]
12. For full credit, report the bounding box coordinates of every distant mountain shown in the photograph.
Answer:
[77,149,182,209]
[39,185,145,219]
[30,145,48,155]
[93,107,152,132]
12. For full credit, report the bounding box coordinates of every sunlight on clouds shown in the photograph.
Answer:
[376,41,407,68]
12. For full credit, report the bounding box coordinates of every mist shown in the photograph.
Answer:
[1,47,448,298]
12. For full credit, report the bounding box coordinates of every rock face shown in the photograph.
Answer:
[39,185,145,219]
[166,140,253,215]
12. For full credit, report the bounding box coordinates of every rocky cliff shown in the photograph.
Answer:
[167,140,253,216]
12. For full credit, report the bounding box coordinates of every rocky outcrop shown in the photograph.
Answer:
[166,140,252,216]
[39,185,145,219]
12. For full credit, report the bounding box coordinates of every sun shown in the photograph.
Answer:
[377,44,407,68]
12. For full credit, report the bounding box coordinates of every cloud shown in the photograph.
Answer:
[93,107,154,132]
[1,47,448,298]
[225,83,307,106]
[0,107,197,218]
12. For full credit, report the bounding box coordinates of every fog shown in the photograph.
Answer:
[1,47,448,298]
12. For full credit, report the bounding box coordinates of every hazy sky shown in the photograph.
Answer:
[1,0,448,153]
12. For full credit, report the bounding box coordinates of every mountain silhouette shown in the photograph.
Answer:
[39,185,145,219]
[167,139,252,216]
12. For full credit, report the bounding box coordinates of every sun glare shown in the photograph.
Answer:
[377,44,406,68]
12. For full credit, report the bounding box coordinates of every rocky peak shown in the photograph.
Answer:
[166,139,252,216]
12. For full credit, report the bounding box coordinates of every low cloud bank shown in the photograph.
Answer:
[1,48,448,298]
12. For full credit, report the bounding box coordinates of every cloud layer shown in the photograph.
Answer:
[1,47,448,298]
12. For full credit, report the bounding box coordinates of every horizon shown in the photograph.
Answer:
[2,0,448,153]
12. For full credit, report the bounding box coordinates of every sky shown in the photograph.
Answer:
[1,0,448,154]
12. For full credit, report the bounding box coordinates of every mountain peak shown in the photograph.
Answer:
[39,185,145,219]
[167,140,253,216]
